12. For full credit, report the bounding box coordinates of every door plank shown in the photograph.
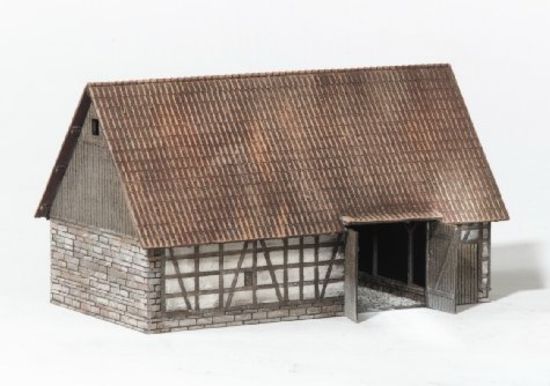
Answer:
[426,222,460,313]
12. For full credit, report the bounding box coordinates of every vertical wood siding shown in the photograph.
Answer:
[457,242,478,305]
[50,104,136,236]
[426,222,460,313]
[456,222,493,304]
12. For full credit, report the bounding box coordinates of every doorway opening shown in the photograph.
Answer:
[355,221,427,312]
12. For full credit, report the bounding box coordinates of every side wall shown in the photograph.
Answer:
[149,235,345,332]
[50,220,160,332]
[50,103,136,236]
[50,220,343,333]
[457,222,491,303]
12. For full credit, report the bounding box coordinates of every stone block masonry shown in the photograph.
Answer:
[50,220,344,333]
[50,220,160,332]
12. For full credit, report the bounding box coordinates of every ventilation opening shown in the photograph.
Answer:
[244,270,254,287]
[149,248,164,257]
[91,119,100,136]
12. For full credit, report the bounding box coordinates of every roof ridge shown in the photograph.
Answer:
[87,63,451,87]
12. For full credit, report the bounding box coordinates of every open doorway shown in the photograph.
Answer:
[355,221,427,312]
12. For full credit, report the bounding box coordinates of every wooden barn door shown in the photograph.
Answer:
[344,228,359,322]
[426,222,460,313]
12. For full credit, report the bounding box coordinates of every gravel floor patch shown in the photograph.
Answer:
[358,286,424,313]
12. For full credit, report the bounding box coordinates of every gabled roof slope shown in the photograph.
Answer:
[37,64,508,248]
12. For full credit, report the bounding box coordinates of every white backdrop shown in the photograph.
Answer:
[1,1,549,385]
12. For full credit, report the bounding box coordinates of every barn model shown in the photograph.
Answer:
[36,64,508,333]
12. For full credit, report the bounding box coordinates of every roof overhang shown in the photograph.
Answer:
[341,211,443,226]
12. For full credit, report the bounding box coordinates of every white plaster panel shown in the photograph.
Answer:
[287,286,300,300]
[199,293,219,309]
[324,282,344,298]
[287,249,300,264]
[288,237,300,246]
[165,278,180,294]
[302,284,316,299]
[164,262,175,275]
[199,275,219,290]
[303,236,315,246]
[287,268,300,282]
[225,290,253,306]
[223,273,244,288]
[318,247,334,261]
[223,253,253,269]
[264,238,283,248]
[303,266,315,281]
[165,277,195,293]
[316,263,339,280]
[176,258,195,274]
[318,265,329,281]
[256,253,267,267]
[319,234,338,244]
[165,297,195,312]
[224,241,245,252]
[199,243,219,254]
[256,269,272,285]
[257,288,278,303]
[274,269,284,283]
[269,250,284,265]
[172,246,194,257]
[303,247,315,263]
[199,257,219,271]
[330,264,344,279]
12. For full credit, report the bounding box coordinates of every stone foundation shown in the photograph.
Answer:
[149,299,343,333]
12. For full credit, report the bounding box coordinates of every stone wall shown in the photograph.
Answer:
[149,299,343,332]
[478,222,491,300]
[50,220,160,332]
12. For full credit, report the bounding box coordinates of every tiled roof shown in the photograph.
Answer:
[37,64,509,248]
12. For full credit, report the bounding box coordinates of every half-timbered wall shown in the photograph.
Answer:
[161,234,344,314]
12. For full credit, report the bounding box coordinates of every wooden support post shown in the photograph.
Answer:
[252,240,258,306]
[218,243,224,310]
[406,222,418,285]
[283,238,289,302]
[314,235,320,299]
[194,245,200,311]
[372,227,378,276]
[299,236,304,301]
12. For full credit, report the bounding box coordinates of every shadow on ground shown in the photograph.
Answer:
[490,242,546,300]
[357,242,546,317]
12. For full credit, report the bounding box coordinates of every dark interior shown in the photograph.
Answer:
[356,221,427,287]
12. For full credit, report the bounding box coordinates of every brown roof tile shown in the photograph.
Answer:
[37,64,509,248]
